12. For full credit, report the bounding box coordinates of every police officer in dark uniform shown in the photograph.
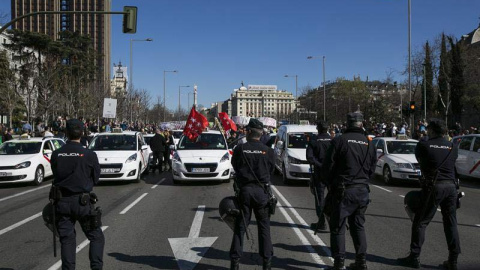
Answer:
[306,120,331,232]
[149,128,166,173]
[397,119,460,270]
[50,119,104,270]
[230,118,275,270]
[321,112,377,270]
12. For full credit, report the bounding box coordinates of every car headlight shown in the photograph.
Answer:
[173,152,182,163]
[393,163,413,169]
[126,153,137,163]
[15,161,31,169]
[220,152,229,163]
[288,156,303,164]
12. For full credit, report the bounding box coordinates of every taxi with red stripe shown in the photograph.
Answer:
[453,134,480,179]
[88,128,150,182]
[0,135,65,185]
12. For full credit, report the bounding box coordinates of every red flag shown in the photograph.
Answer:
[183,106,209,141]
[218,112,237,132]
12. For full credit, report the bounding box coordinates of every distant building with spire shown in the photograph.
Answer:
[110,62,128,97]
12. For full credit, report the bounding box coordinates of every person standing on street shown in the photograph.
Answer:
[306,120,331,232]
[149,128,166,173]
[50,119,104,270]
[164,130,174,171]
[3,128,13,142]
[230,118,275,270]
[321,112,377,270]
[397,119,460,270]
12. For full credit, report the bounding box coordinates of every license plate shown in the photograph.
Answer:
[192,168,210,173]
[0,172,12,177]
[101,168,118,173]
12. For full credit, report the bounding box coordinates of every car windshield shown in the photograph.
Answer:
[386,141,417,154]
[178,133,227,150]
[288,133,318,149]
[0,142,42,155]
[88,135,137,151]
[172,131,183,139]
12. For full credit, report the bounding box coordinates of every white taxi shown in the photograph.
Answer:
[0,136,65,185]
[372,136,420,185]
[88,129,150,182]
[171,130,233,184]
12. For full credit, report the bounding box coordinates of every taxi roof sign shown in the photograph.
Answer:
[19,134,31,140]
[396,134,408,140]
[112,128,123,133]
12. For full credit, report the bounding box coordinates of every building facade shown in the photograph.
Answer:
[110,62,128,97]
[11,0,112,82]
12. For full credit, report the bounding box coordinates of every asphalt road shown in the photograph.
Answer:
[0,172,479,270]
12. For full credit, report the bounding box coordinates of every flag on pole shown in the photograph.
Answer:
[218,112,237,132]
[183,106,208,141]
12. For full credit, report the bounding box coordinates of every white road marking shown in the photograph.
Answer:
[437,208,441,212]
[272,185,333,263]
[151,178,166,189]
[119,193,148,214]
[47,226,108,270]
[188,205,205,238]
[372,185,392,193]
[276,200,326,266]
[0,212,42,236]
[0,184,50,203]
[399,195,405,198]
[475,224,480,227]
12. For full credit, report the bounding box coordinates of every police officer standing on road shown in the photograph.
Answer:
[149,128,166,173]
[230,118,275,270]
[321,112,377,270]
[306,120,331,232]
[50,119,104,270]
[397,119,460,270]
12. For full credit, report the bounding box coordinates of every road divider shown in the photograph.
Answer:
[119,193,148,214]
[0,212,42,236]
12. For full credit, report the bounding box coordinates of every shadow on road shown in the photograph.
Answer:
[366,213,479,229]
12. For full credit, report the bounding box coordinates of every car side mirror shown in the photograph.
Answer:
[169,145,175,151]
[43,149,53,155]
[376,149,383,154]
[276,141,284,149]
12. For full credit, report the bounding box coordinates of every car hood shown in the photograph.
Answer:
[286,149,307,161]
[95,151,137,163]
[177,150,229,163]
[388,154,418,164]
[0,154,37,166]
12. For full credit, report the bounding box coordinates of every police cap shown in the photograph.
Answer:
[316,120,329,132]
[246,118,263,130]
[347,112,364,126]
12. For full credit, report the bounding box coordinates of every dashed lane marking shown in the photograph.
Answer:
[372,185,392,193]
[47,226,108,270]
[0,212,42,236]
[0,185,50,203]
[119,193,148,214]
[399,195,405,198]
[151,178,166,189]
[475,224,480,227]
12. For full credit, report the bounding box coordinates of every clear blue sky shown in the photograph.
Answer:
[1,0,479,111]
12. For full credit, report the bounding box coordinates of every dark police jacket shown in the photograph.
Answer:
[321,127,377,188]
[306,133,331,184]
[232,140,275,185]
[150,133,166,152]
[51,141,100,194]
[415,136,458,182]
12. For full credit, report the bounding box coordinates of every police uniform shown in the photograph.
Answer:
[51,119,104,270]
[230,119,275,270]
[321,113,377,270]
[398,119,460,270]
[306,122,331,231]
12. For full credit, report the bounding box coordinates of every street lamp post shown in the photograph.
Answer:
[129,38,153,122]
[307,56,326,121]
[423,63,427,122]
[163,70,178,122]
[284,75,298,124]
[178,85,190,121]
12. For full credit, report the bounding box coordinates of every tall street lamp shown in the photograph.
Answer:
[307,55,326,121]
[178,85,190,120]
[163,70,178,122]
[129,38,153,122]
[422,63,427,121]
[284,75,298,124]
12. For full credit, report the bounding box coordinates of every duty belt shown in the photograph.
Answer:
[345,183,368,189]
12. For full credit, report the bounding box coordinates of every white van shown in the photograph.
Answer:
[274,125,318,184]
[453,134,480,179]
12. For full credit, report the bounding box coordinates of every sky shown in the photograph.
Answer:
[0,0,479,111]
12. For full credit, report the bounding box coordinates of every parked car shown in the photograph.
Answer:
[453,134,480,179]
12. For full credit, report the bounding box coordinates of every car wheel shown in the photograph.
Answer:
[383,165,394,185]
[143,163,150,175]
[223,178,231,184]
[134,165,142,183]
[33,166,44,186]
[282,164,290,185]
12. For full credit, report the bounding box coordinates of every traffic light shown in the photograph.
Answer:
[123,6,137,34]
[409,101,416,112]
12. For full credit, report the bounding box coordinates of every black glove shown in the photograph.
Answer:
[89,192,98,204]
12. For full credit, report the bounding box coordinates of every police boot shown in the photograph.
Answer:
[441,253,458,270]
[263,258,272,270]
[327,257,346,270]
[348,254,367,270]
[397,253,420,269]
[230,258,240,270]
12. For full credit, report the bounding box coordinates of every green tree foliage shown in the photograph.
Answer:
[448,37,465,123]
[437,33,450,118]
[422,41,435,118]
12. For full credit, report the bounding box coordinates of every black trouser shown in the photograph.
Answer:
[410,182,461,256]
[329,186,369,259]
[56,195,105,270]
[230,184,273,260]
[152,151,164,172]
[163,149,171,170]
[313,177,326,226]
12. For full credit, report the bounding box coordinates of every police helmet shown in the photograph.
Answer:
[42,203,59,237]
[218,196,240,231]
[404,190,422,222]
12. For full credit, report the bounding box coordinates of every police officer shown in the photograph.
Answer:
[306,120,331,232]
[149,128,166,173]
[321,112,377,270]
[230,118,275,270]
[51,119,104,270]
[397,119,460,270]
